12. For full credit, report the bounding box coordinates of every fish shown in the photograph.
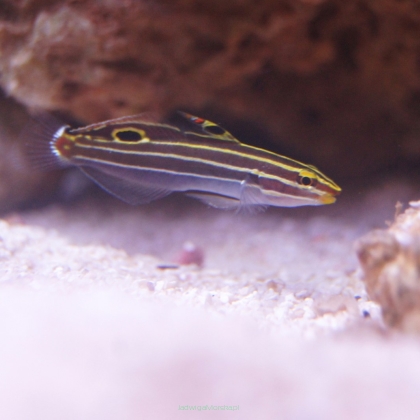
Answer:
[26,111,341,211]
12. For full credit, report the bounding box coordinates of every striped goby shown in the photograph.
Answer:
[28,111,341,211]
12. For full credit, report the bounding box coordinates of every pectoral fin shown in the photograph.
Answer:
[238,174,268,214]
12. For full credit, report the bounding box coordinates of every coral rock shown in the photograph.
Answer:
[357,201,420,333]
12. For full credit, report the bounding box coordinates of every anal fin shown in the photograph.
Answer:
[80,166,172,205]
[186,192,241,210]
[186,174,269,214]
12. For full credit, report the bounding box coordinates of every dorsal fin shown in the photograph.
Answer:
[69,112,160,133]
[68,113,186,142]
[178,112,240,143]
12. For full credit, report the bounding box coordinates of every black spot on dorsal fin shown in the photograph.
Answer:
[177,111,240,143]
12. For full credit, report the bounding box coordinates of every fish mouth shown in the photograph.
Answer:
[319,184,341,204]
[319,194,337,205]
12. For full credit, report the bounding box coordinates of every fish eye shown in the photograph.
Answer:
[297,174,316,187]
[205,125,226,135]
[114,130,142,141]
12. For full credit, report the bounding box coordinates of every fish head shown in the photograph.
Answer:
[257,165,341,208]
[295,167,341,205]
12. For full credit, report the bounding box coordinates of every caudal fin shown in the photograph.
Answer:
[21,113,69,171]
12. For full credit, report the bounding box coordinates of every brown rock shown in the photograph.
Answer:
[0,0,419,185]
